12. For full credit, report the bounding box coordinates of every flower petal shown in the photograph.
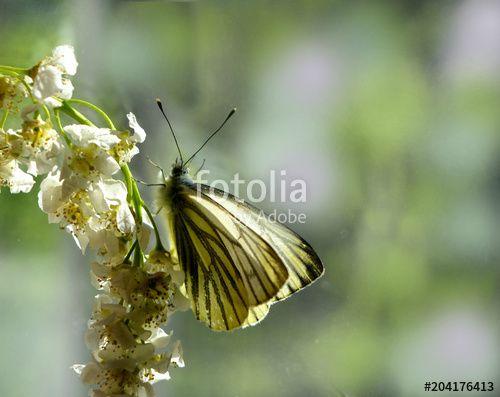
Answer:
[147,328,172,349]
[0,160,35,193]
[117,203,135,234]
[32,65,64,101]
[127,113,146,143]
[52,45,78,75]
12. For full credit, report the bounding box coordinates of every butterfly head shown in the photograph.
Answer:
[170,158,189,179]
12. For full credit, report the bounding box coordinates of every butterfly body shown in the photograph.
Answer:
[158,161,324,331]
[161,160,191,211]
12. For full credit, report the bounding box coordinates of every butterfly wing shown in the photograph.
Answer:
[164,182,289,331]
[243,303,271,327]
[194,184,324,302]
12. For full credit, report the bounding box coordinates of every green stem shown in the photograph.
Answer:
[124,240,138,263]
[0,65,26,72]
[142,203,165,251]
[121,165,134,203]
[132,181,142,215]
[133,242,143,266]
[132,179,143,227]
[41,104,51,123]
[66,98,116,129]
[128,168,145,266]
[59,100,96,126]
[53,109,72,146]
[121,165,143,242]
[1,110,9,129]
[0,69,20,78]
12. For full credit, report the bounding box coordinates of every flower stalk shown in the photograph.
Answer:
[1,110,8,128]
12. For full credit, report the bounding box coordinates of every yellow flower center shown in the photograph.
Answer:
[20,119,56,151]
[67,147,98,178]
[57,191,88,229]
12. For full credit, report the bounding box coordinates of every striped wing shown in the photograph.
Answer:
[166,183,289,331]
[194,184,324,303]
[243,303,271,327]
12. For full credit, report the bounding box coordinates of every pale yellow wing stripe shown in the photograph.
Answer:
[262,224,322,301]
[172,210,249,330]
[220,227,285,306]
[168,186,289,330]
[187,192,289,307]
[243,303,271,328]
[194,184,324,301]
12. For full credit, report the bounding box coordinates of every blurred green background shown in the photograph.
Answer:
[1,1,500,396]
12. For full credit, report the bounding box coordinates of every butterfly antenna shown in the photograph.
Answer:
[185,108,236,165]
[156,98,183,163]
[194,158,206,177]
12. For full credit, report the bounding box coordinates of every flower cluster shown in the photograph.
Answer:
[31,44,78,106]
[73,248,188,397]
[1,45,76,192]
[37,118,146,256]
[0,45,186,397]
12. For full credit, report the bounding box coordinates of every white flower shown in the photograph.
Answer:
[147,327,172,350]
[111,113,147,164]
[76,247,185,396]
[38,170,135,252]
[0,129,35,193]
[145,249,184,285]
[10,109,63,176]
[73,360,153,396]
[139,339,184,384]
[32,65,73,102]
[38,171,94,250]
[76,284,182,395]
[52,44,78,75]
[0,159,35,193]
[32,45,78,105]
[144,249,190,313]
[62,124,121,181]
[170,340,184,368]
[88,179,135,234]
[138,214,154,252]
[66,124,121,150]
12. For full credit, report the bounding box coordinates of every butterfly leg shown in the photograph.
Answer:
[153,205,164,216]
[134,178,165,187]
[147,156,167,180]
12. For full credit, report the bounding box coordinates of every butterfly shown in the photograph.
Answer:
[152,99,324,331]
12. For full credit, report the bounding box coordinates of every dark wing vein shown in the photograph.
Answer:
[191,184,324,302]
[168,188,289,330]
